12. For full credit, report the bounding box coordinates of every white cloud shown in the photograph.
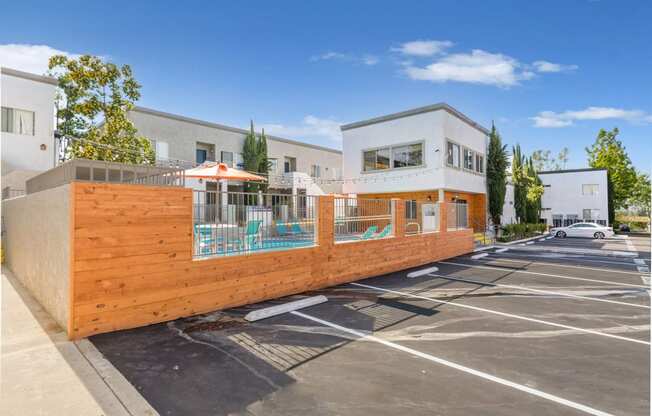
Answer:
[404,49,533,88]
[531,106,652,128]
[391,40,454,57]
[0,44,80,75]
[262,116,343,142]
[310,51,379,66]
[532,60,578,73]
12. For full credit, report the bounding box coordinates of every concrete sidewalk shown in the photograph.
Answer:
[1,268,156,416]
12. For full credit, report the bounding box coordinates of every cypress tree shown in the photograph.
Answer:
[243,121,260,193]
[257,128,269,192]
[486,123,509,229]
[512,144,527,223]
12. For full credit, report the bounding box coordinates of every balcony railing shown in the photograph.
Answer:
[193,190,317,257]
[334,197,394,242]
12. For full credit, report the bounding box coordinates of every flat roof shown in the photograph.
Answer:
[340,102,490,135]
[131,106,342,155]
[0,67,58,86]
[538,167,607,175]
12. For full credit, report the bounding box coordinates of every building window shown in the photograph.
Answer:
[221,151,234,167]
[311,164,321,178]
[268,158,278,173]
[405,200,417,220]
[583,209,599,220]
[363,142,422,172]
[392,143,423,168]
[1,107,35,136]
[235,153,244,169]
[446,141,461,168]
[196,149,207,164]
[475,154,484,173]
[582,184,599,195]
[463,148,474,170]
[284,156,296,173]
[150,140,169,160]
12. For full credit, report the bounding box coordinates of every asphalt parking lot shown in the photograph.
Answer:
[91,234,651,416]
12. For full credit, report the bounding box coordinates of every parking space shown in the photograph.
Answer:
[91,235,650,416]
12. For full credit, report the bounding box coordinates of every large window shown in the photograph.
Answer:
[150,140,169,160]
[582,184,599,195]
[363,142,422,172]
[475,154,484,173]
[221,151,234,167]
[446,141,461,168]
[311,164,321,177]
[392,144,423,168]
[284,156,296,173]
[268,158,278,173]
[1,107,35,136]
[463,148,474,170]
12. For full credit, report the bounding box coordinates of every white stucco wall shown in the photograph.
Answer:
[341,108,487,195]
[539,169,609,223]
[1,184,70,329]
[1,70,56,177]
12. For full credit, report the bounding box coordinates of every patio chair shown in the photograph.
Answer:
[194,224,220,255]
[375,224,392,239]
[234,219,263,251]
[291,223,305,234]
[360,225,378,240]
[275,222,290,237]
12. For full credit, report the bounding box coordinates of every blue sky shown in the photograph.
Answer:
[1,1,650,171]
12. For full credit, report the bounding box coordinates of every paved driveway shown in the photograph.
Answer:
[91,234,651,416]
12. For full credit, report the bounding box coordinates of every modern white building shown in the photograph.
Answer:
[128,106,343,195]
[1,68,57,194]
[501,168,609,226]
[341,103,489,230]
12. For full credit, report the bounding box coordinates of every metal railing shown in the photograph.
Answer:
[334,197,394,242]
[26,158,185,194]
[405,200,440,235]
[446,202,469,230]
[193,190,317,257]
[1,187,25,200]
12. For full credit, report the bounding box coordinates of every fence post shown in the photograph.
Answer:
[317,195,335,249]
[392,198,405,238]
[439,201,448,232]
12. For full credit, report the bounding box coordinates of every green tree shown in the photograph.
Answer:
[48,54,154,164]
[586,127,637,223]
[531,147,569,171]
[243,121,261,193]
[486,123,509,228]
[512,144,527,222]
[257,128,269,192]
[525,157,544,223]
[629,172,651,216]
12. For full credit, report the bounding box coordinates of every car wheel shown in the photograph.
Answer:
[556,231,566,238]
[594,232,605,239]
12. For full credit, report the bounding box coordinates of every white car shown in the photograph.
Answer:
[551,222,614,239]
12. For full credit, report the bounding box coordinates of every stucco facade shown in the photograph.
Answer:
[128,107,343,194]
[1,68,57,189]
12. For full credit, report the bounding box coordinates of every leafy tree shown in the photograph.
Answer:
[48,54,154,164]
[629,172,651,216]
[531,147,569,171]
[512,144,528,222]
[486,123,509,228]
[243,121,261,193]
[586,127,637,223]
[257,129,269,192]
[525,157,544,223]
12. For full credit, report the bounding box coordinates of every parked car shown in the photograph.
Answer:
[551,222,614,239]
[618,223,631,232]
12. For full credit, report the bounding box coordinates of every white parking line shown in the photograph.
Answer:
[407,267,439,278]
[625,239,636,252]
[439,261,650,289]
[546,236,554,240]
[634,259,646,265]
[293,310,615,416]
[525,241,535,245]
[429,273,649,310]
[471,253,489,260]
[490,251,649,268]
[495,248,509,253]
[478,256,642,276]
[538,238,546,242]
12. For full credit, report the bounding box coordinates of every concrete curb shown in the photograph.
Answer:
[504,244,638,258]
[76,339,159,416]
[500,233,549,246]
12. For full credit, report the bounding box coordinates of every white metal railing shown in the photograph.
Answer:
[334,197,394,243]
[193,191,317,257]
[405,200,440,235]
[446,202,469,230]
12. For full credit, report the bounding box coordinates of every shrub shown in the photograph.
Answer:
[501,222,547,239]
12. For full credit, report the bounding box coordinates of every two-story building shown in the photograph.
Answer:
[127,106,342,195]
[341,103,489,231]
[1,67,57,195]
[501,168,609,226]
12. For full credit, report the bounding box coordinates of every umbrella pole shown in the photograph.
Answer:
[220,179,228,223]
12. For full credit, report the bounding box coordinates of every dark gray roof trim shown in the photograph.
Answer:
[1,67,58,86]
[131,106,342,154]
[340,102,490,135]
[538,167,607,175]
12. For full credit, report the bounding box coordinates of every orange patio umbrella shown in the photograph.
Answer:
[184,162,267,182]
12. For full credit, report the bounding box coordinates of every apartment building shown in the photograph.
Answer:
[501,168,609,226]
[341,103,489,231]
[127,106,342,194]
[1,67,57,194]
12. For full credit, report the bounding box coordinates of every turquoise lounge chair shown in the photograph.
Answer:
[194,224,219,254]
[360,225,378,240]
[236,219,263,250]
[375,224,392,239]
[275,222,290,236]
[291,223,305,234]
